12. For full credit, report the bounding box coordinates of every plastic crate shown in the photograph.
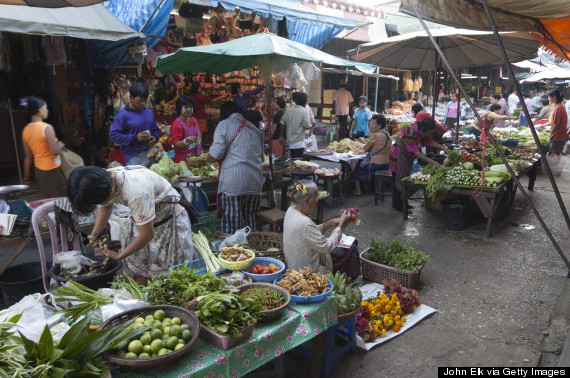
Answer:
[194,213,215,234]
[169,258,208,275]
[360,248,422,288]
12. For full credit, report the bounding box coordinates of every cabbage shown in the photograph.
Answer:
[178,161,188,177]
[169,175,178,185]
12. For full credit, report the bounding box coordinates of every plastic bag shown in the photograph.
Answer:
[54,250,93,274]
[214,226,251,250]
[3,293,61,342]
[305,135,318,150]
[100,294,147,322]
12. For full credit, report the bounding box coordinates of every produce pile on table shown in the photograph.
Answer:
[325,272,362,315]
[109,309,194,359]
[493,127,550,151]
[276,268,330,296]
[240,286,286,311]
[290,160,319,173]
[326,138,367,154]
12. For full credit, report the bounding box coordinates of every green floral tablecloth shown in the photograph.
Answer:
[120,297,338,378]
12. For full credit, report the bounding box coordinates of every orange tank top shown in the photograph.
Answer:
[22,122,61,171]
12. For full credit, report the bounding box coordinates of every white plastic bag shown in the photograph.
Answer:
[214,226,251,250]
[305,135,318,150]
[54,250,93,274]
[3,294,56,342]
[100,294,147,322]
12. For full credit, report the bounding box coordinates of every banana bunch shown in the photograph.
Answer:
[326,272,363,315]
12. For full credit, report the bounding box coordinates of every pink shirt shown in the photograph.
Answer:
[447,101,459,118]
[332,88,354,116]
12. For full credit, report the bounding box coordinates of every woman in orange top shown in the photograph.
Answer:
[21,97,67,198]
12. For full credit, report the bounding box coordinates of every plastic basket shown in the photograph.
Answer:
[199,321,255,350]
[194,213,215,234]
[218,249,255,271]
[360,248,422,289]
[169,258,208,275]
[273,276,333,303]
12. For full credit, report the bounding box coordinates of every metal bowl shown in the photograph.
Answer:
[0,185,29,195]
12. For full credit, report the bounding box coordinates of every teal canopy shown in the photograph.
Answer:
[155,32,376,75]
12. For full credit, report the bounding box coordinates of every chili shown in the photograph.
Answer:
[241,287,285,310]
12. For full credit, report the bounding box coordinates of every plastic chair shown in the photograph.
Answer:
[325,129,337,143]
[31,201,83,293]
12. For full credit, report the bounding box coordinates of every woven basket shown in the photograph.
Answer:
[360,249,422,289]
[199,322,255,350]
[246,232,285,263]
[187,159,206,167]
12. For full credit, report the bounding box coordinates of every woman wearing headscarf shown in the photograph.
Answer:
[390,115,448,212]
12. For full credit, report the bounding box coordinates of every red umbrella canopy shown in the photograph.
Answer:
[0,0,104,7]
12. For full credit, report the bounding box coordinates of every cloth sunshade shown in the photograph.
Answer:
[0,0,102,7]
[399,0,570,61]
[156,32,376,75]
[347,28,539,70]
[0,3,143,40]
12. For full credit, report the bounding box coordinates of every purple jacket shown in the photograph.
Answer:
[109,107,159,162]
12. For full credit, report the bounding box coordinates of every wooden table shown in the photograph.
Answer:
[400,161,538,238]
[262,177,294,211]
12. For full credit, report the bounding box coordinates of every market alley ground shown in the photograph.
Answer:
[283,157,570,377]
[1,159,569,377]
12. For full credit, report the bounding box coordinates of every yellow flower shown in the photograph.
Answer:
[402,316,407,322]
[382,329,387,334]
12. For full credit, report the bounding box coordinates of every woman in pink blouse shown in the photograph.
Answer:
[171,95,202,163]
[444,93,460,130]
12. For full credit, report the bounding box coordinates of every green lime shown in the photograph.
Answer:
[169,325,181,337]
[153,320,163,329]
[171,317,181,325]
[180,324,190,331]
[163,326,170,336]
[150,339,164,354]
[158,348,171,356]
[133,323,144,329]
[162,334,170,343]
[145,314,155,322]
[143,319,155,327]
[140,333,152,345]
[138,352,151,359]
[165,336,178,350]
[116,350,127,358]
[163,317,171,324]
[151,353,157,357]
[142,345,152,354]
[178,338,185,345]
[124,352,138,359]
[154,309,166,321]
[116,340,129,352]
[150,328,162,340]
[181,329,192,342]
[128,340,143,355]
[174,343,185,351]
[161,319,171,327]
[135,317,145,324]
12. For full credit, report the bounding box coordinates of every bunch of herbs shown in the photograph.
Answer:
[145,263,226,306]
[196,292,264,337]
[367,238,429,272]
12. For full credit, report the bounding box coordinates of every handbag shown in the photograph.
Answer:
[330,239,360,279]
[359,131,390,168]
[60,148,84,179]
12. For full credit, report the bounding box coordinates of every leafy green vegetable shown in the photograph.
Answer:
[367,238,429,273]
[196,292,264,337]
[425,168,448,200]
[444,149,461,167]
[150,154,178,179]
[53,281,113,321]
[145,263,226,306]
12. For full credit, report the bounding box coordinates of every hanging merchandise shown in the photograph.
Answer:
[185,17,205,34]
[178,2,202,19]
[412,78,419,93]
[403,72,413,92]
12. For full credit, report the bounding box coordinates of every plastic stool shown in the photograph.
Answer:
[292,315,357,376]
[374,170,393,205]
[326,130,337,142]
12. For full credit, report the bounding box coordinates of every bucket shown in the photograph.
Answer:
[48,256,121,291]
[0,262,50,307]
[440,199,469,231]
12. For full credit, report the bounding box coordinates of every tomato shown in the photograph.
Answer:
[268,263,276,269]
[262,269,271,274]
[271,266,280,273]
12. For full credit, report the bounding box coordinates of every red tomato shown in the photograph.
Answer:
[271,267,280,273]
[262,269,271,274]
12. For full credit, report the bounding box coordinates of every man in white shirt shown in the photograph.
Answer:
[507,90,519,115]
[530,89,543,112]
[332,82,354,140]
[281,92,311,158]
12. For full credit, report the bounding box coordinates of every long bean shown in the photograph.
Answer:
[425,169,447,200]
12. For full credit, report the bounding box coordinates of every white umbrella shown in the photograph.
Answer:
[348,28,540,70]
[520,66,570,82]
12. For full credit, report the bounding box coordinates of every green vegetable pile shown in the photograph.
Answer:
[190,164,217,179]
[367,238,429,273]
[196,292,264,337]
[444,149,462,167]
[150,155,180,184]
[146,263,226,307]
[445,166,482,186]
[0,310,146,377]
[425,168,448,200]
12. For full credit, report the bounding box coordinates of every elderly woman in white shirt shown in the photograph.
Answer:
[283,180,352,273]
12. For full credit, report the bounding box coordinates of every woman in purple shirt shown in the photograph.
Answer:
[444,93,460,130]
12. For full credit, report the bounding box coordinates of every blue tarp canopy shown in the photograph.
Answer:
[210,0,367,49]
[89,0,174,69]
